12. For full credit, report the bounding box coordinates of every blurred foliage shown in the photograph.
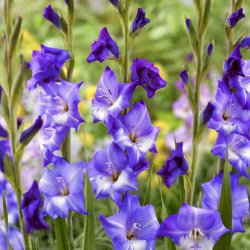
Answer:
[0,0,250,249]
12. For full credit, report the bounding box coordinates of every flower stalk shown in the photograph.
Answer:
[2,1,31,249]
[189,0,211,205]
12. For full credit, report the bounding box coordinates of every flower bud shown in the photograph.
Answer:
[227,8,245,28]
[203,101,215,124]
[180,70,189,85]
[109,0,118,7]
[43,5,60,29]
[241,37,250,49]
[20,116,43,146]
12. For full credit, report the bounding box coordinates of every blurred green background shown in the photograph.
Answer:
[1,0,250,249]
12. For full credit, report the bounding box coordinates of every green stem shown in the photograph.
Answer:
[54,218,70,250]
[82,174,95,250]
[189,13,204,206]
[119,0,132,83]
[105,198,113,217]
[68,212,74,250]
[60,2,76,249]
[3,2,31,248]
[178,176,185,206]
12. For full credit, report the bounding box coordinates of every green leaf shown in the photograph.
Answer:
[8,16,22,60]
[157,177,176,250]
[183,175,192,204]
[82,174,95,250]
[236,0,246,9]
[200,0,211,35]
[2,193,9,233]
[105,198,113,217]
[214,160,232,250]
[143,167,153,206]
[0,91,10,126]
[54,218,70,250]
[10,57,28,110]
[184,83,196,113]
[3,154,15,188]
[185,17,198,57]
[178,176,185,206]
[35,238,40,250]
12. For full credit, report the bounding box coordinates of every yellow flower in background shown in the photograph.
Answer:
[154,119,169,134]
[154,63,167,81]
[83,84,96,100]
[20,30,40,57]
[207,129,217,144]
[78,131,94,148]
[17,104,25,118]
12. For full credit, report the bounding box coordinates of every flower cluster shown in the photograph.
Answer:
[86,2,166,248]
[0,172,24,249]
[27,44,84,166]
[19,8,87,229]
[207,44,250,178]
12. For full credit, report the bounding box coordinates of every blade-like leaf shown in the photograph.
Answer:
[54,218,70,250]
[82,174,95,250]
[214,159,232,250]
[158,177,176,250]
[143,167,153,206]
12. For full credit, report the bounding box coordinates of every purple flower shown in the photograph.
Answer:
[87,28,119,63]
[185,18,191,31]
[0,124,7,138]
[0,227,24,250]
[20,115,43,144]
[241,37,250,49]
[86,143,138,201]
[157,204,229,250]
[230,60,250,109]
[39,157,87,218]
[179,70,189,85]
[0,172,19,225]
[39,80,84,130]
[0,140,11,172]
[27,45,70,90]
[38,125,69,166]
[99,193,159,250]
[92,67,135,123]
[131,58,167,98]
[202,172,249,234]
[203,102,215,124]
[43,5,60,29]
[107,101,159,166]
[207,88,250,136]
[132,8,150,33]
[207,42,213,56]
[211,133,250,178]
[227,8,245,28]
[157,142,188,188]
[109,0,118,7]
[0,173,24,249]
[224,45,244,78]
[21,181,49,233]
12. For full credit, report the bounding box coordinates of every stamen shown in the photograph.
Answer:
[189,228,205,242]
[56,176,69,196]
[106,162,119,182]
[127,223,142,240]
[129,132,137,143]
